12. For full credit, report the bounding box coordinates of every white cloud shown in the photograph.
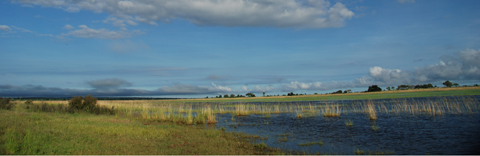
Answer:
[0,25,12,31]
[242,86,248,92]
[249,85,276,92]
[61,25,134,39]
[211,83,232,92]
[14,0,354,29]
[11,26,33,33]
[103,16,137,29]
[1,25,54,37]
[283,81,321,90]
[369,66,410,84]
[62,24,74,30]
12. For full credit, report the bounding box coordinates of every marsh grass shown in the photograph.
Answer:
[345,120,353,126]
[365,101,377,120]
[235,104,251,116]
[371,124,379,131]
[277,137,288,142]
[322,103,341,117]
[299,141,323,146]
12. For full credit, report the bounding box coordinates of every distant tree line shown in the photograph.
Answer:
[207,80,479,98]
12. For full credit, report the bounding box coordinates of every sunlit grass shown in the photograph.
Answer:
[0,102,277,155]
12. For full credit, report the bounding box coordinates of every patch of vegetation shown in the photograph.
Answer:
[277,137,288,142]
[0,102,278,155]
[299,141,323,146]
[345,120,353,126]
[371,124,379,131]
[0,97,14,110]
[254,142,267,150]
[355,148,365,155]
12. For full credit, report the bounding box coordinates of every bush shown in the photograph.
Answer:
[69,96,84,110]
[66,95,115,115]
[0,97,14,110]
[83,95,97,111]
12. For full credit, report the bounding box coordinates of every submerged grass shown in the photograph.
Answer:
[345,120,353,126]
[299,141,323,146]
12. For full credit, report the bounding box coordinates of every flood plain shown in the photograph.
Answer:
[103,95,480,154]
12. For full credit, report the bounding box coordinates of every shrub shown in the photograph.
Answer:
[0,97,14,110]
[24,100,33,105]
[83,95,97,111]
[68,96,84,110]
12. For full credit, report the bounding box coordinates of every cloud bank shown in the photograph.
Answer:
[14,0,354,29]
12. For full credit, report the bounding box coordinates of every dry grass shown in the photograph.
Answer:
[321,103,341,117]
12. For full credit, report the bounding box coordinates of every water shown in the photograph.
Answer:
[206,96,480,154]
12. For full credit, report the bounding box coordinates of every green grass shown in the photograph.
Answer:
[0,103,280,155]
[299,141,323,146]
[163,87,480,103]
[345,120,353,126]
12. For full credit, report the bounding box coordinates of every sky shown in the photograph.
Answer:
[1,0,480,98]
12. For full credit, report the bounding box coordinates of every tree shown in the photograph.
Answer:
[230,94,235,98]
[367,85,382,92]
[263,92,266,97]
[474,84,479,87]
[246,93,255,97]
[397,85,409,90]
[453,83,459,87]
[386,86,391,91]
[443,80,453,87]
[391,86,395,90]
[224,94,229,98]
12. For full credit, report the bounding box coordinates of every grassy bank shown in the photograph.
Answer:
[174,86,480,103]
[0,102,279,155]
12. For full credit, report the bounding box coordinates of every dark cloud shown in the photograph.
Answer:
[0,82,233,97]
[87,78,132,90]
[371,48,480,84]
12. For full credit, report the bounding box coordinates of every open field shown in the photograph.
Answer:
[0,102,280,155]
[28,87,480,105]
[182,87,480,102]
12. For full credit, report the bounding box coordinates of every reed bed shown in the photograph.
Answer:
[67,96,479,125]
[321,103,341,117]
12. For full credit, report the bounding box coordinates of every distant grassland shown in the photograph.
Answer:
[171,87,480,103]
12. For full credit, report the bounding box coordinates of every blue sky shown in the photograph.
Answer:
[1,0,480,98]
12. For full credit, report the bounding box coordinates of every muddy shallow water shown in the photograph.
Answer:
[208,96,480,154]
